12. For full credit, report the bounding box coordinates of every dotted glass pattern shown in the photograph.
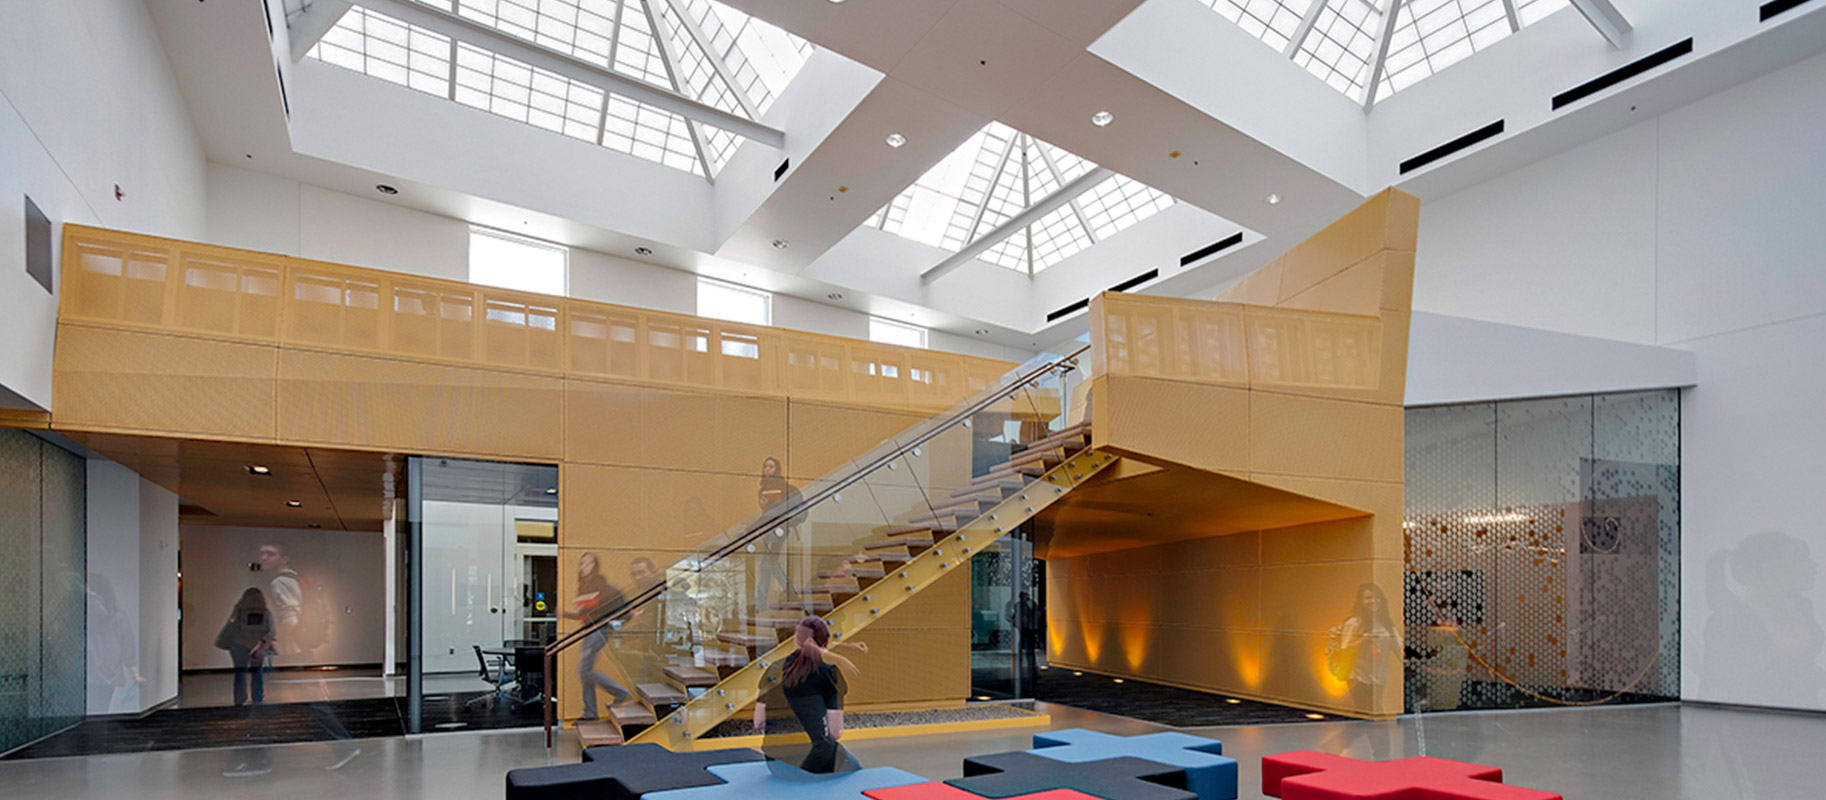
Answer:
[0,429,87,755]
[1403,390,1679,713]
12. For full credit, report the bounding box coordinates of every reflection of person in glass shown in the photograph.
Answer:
[753,616,867,774]
[755,456,803,611]
[1704,532,1825,704]
[256,542,307,659]
[1326,584,1401,758]
[566,552,633,720]
[86,573,144,714]
[1005,591,1044,686]
[215,588,276,706]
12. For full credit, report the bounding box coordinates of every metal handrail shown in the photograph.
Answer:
[543,343,1089,745]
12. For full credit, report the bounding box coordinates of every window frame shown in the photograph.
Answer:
[869,316,929,349]
[695,277,773,326]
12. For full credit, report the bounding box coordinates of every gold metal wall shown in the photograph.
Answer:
[1057,189,1418,718]
[51,225,1011,711]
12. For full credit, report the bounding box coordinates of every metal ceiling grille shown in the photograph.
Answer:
[1201,0,1572,108]
[305,0,811,178]
[869,122,1174,277]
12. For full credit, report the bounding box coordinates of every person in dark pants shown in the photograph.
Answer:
[753,616,868,775]
[1006,591,1044,691]
[215,588,275,707]
[565,552,633,720]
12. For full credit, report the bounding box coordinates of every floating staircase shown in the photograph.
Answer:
[558,421,1115,750]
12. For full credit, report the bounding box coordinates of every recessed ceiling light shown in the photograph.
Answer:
[375,184,398,195]
[827,292,844,300]
[545,488,557,495]
[885,133,907,148]
[1091,110,1114,127]
[285,500,302,508]
[772,239,789,249]
[1305,713,1325,720]
[634,246,653,256]
[247,465,271,475]
[308,523,323,529]
[1113,678,1125,683]
[1267,193,1283,205]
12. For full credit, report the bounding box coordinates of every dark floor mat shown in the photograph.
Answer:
[1023,667,1343,728]
[4,690,542,760]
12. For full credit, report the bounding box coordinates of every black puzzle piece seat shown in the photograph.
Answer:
[507,743,761,800]
[948,751,1197,800]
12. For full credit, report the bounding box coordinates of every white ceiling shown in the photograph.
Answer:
[141,0,1826,348]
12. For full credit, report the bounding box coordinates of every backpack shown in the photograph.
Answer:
[287,570,333,651]
[1325,622,1357,682]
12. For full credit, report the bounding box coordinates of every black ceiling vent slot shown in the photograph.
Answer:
[276,60,290,119]
[1178,232,1245,267]
[1399,120,1504,174]
[1762,0,1814,20]
[1110,268,1159,294]
[263,0,274,41]
[1046,298,1091,323]
[774,158,790,181]
[1552,38,1694,110]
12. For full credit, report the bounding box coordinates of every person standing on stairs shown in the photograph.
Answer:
[567,552,633,721]
[755,456,804,613]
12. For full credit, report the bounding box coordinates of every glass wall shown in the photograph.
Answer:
[0,428,86,754]
[1404,390,1680,712]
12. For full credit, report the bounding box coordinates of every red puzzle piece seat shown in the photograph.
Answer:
[1261,751,1562,800]
[866,782,1100,800]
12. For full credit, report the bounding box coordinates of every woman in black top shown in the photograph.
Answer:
[752,616,868,774]
[565,553,633,720]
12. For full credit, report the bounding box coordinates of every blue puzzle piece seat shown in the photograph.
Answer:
[646,761,928,800]
[1029,729,1238,800]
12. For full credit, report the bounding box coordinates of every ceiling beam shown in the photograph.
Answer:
[1362,0,1406,112]
[643,0,718,181]
[1283,0,1329,58]
[1499,0,1521,34]
[345,0,784,147]
[922,167,1113,284]
[1033,140,1099,245]
[962,132,1022,245]
[1568,0,1632,48]
[658,0,763,120]
[288,1,353,62]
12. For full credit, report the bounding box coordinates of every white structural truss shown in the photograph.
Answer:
[299,0,812,179]
[1200,0,1628,108]
[870,123,1176,281]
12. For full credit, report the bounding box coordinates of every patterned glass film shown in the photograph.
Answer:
[1403,390,1679,712]
[0,428,88,754]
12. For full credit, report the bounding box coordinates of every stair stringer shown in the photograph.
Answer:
[628,448,1122,750]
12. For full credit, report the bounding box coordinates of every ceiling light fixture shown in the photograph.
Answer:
[375,184,399,195]
[885,133,907,148]
[634,246,653,256]
[247,465,271,475]
[772,239,790,249]
[308,523,323,529]
[285,500,302,508]
[545,488,558,495]
[1266,193,1283,205]
[1091,110,1114,127]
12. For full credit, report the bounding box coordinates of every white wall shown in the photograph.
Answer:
[86,461,180,714]
[1413,48,1826,712]
[0,0,206,410]
[204,163,1037,363]
[179,525,388,671]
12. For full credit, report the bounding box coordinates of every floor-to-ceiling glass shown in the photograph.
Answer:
[406,457,558,733]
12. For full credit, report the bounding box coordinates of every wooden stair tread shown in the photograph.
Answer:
[742,616,799,628]
[820,566,884,579]
[608,701,657,726]
[796,583,859,594]
[576,719,623,746]
[864,538,919,551]
[717,632,777,647]
[772,599,833,612]
[700,649,749,667]
[885,524,935,537]
[663,665,719,687]
[636,682,688,706]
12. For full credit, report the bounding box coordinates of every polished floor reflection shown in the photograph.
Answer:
[176,668,494,707]
[1,702,1820,799]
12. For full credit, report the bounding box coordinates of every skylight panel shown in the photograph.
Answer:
[454,43,605,142]
[612,0,672,87]
[602,94,704,175]
[314,6,452,97]
[453,0,618,67]
[1201,0,1311,51]
[1378,0,1512,99]
[1292,0,1384,98]
[869,122,1177,276]
[704,1,814,111]
[1514,0,1570,26]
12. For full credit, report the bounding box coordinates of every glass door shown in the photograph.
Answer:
[407,457,558,733]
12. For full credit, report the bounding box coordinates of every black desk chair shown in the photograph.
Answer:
[468,644,517,708]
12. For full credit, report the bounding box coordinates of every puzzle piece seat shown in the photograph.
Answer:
[1261,751,1563,800]
[505,743,760,800]
[1028,728,1238,800]
[867,783,1102,800]
[950,751,1197,800]
[646,761,927,800]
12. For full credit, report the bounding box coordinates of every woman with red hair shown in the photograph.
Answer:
[752,616,868,774]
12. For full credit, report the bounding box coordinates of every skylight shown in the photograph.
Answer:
[306,0,812,178]
[868,123,1175,276]
[1200,0,1570,107]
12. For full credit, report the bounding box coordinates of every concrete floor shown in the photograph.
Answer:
[2,701,1819,799]
[175,669,499,708]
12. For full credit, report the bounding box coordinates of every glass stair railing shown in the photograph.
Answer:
[544,344,1109,748]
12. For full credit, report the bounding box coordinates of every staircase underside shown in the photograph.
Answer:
[1032,454,1370,559]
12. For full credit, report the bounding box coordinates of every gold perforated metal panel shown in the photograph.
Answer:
[563,381,787,473]
[54,325,278,439]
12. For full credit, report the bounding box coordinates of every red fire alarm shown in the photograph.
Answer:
[114,184,124,201]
